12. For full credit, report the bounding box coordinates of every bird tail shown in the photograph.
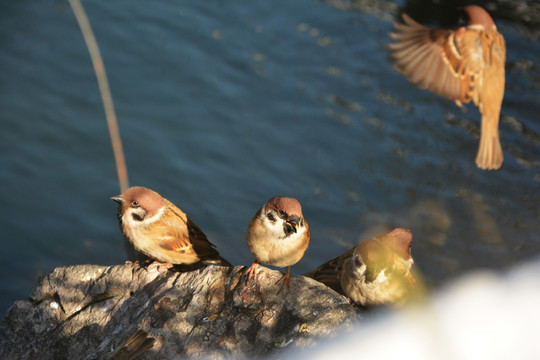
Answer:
[475,115,503,170]
[204,255,233,268]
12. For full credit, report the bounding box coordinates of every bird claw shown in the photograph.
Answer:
[244,262,259,285]
[275,266,292,292]
[147,261,174,272]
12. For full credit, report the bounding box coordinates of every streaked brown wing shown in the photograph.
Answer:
[163,201,231,266]
[389,14,473,103]
[137,201,204,265]
[186,216,232,266]
[304,248,355,294]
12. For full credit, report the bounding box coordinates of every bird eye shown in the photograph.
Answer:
[278,209,286,217]
[131,200,139,208]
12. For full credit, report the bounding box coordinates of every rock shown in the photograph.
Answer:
[0,263,358,359]
[295,257,540,360]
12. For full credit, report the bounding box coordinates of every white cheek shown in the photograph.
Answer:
[349,255,367,279]
[123,210,142,230]
[123,207,165,230]
[262,216,287,239]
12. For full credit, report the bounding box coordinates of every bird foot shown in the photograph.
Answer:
[275,266,292,292]
[244,262,259,285]
[147,261,174,272]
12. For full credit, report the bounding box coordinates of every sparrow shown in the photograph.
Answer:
[305,228,416,307]
[245,196,310,290]
[388,5,506,170]
[111,186,232,267]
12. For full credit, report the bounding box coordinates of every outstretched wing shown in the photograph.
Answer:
[389,14,481,104]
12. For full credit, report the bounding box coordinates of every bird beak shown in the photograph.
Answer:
[111,195,123,204]
[286,216,300,233]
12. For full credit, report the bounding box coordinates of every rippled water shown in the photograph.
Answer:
[1,0,539,316]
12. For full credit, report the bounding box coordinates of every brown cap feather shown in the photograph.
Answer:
[464,5,496,29]
[264,196,303,218]
[116,186,167,217]
[377,228,413,260]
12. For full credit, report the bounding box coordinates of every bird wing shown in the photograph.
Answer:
[186,216,232,266]
[156,201,231,266]
[388,14,479,104]
[304,248,355,294]
[154,205,200,260]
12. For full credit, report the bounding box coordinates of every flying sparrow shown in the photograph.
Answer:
[388,5,506,170]
[111,186,232,267]
[305,228,416,307]
[245,196,310,290]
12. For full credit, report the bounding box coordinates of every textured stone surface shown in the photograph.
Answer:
[0,263,358,359]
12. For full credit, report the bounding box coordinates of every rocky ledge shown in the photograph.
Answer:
[0,263,358,359]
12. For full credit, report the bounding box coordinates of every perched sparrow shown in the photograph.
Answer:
[245,196,310,290]
[389,5,506,170]
[111,186,232,267]
[305,228,415,307]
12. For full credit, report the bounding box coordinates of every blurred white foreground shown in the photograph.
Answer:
[294,257,540,360]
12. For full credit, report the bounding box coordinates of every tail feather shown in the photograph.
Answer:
[204,255,233,268]
[476,115,503,170]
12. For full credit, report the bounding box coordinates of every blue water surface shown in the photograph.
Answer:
[1,0,539,316]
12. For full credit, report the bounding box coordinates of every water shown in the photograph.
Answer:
[1,0,539,316]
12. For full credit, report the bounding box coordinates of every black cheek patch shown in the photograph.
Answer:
[132,213,144,222]
[354,256,363,268]
[283,223,295,236]
[267,213,277,223]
